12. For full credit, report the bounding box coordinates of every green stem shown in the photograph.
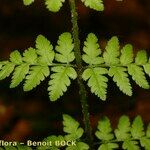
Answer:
[69,0,82,67]
[68,0,93,147]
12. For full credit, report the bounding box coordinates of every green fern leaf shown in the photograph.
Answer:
[23,0,34,6]
[63,114,84,141]
[0,63,15,80]
[36,35,54,65]
[37,135,63,150]
[10,50,22,64]
[66,142,89,150]
[10,64,29,88]
[95,116,114,141]
[98,143,119,150]
[103,36,120,65]
[48,66,77,101]
[45,0,65,12]
[135,50,147,65]
[23,48,37,64]
[82,33,104,65]
[140,137,150,150]
[55,32,75,63]
[24,66,50,91]
[122,140,140,150]
[120,44,133,65]
[81,0,104,11]
[82,67,108,101]
[131,116,145,139]
[108,67,132,96]
[128,64,149,89]
[115,116,131,140]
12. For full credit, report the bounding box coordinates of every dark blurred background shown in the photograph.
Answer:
[0,0,150,143]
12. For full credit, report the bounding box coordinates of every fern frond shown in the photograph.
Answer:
[135,50,147,65]
[37,114,88,150]
[82,34,150,100]
[82,33,104,65]
[10,63,29,88]
[23,0,34,6]
[128,64,149,89]
[0,33,77,101]
[45,0,65,12]
[0,62,15,80]
[10,50,22,64]
[95,116,114,141]
[55,32,75,63]
[103,36,120,65]
[48,66,77,101]
[36,35,54,65]
[81,0,104,11]
[24,66,50,91]
[131,116,145,139]
[82,67,108,101]
[96,115,150,150]
[1,33,150,103]
[23,47,37,64]
[9,50,29,88]
[114,116,131,140]
[108,67,132,96]
[95,116,119,149]
[83,35,150,100]
[120,44,133,65]
[63,114,84,140]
